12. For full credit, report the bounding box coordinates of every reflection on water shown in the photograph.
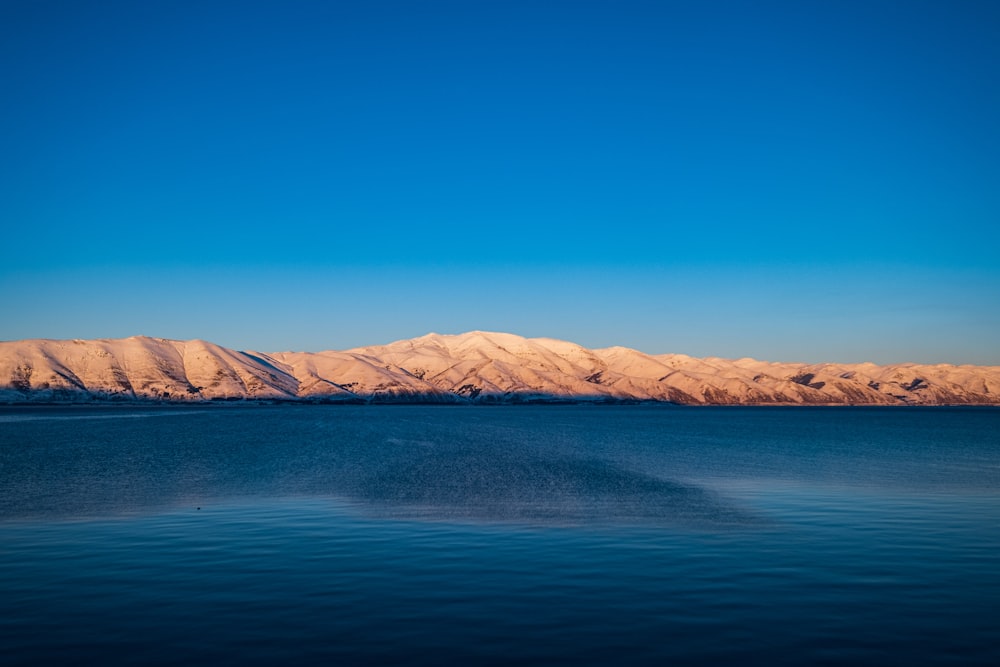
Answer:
[0,409,206,423]
[1,405,999,665]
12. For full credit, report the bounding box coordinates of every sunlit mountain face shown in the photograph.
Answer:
[2,331,998,405]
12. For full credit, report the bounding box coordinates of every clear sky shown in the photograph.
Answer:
[1,0,998,364]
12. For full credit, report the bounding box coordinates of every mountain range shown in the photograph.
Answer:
[1,331,998,405]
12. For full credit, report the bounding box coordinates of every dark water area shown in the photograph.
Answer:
[1,405,998,665]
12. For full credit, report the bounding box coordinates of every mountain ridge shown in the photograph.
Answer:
[1,332,998,405]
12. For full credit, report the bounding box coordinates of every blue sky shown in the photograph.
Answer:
[2,0,998,363]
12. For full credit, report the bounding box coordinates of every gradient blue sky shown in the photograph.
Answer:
[2,0,998,363]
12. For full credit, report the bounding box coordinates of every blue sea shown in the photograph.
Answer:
[1,405,998,665]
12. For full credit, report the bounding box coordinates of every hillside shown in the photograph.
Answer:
[1,332,998,405]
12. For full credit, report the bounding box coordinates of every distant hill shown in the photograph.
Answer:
[2,331,998,405]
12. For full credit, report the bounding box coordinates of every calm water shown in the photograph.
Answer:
[1,405,998,665]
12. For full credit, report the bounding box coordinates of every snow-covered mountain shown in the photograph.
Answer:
[2,332,999,405]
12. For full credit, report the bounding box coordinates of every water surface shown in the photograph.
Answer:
[1,405,997,664]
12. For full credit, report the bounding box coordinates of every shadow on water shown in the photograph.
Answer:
[0,405,770,529]
[341,441,760,528]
